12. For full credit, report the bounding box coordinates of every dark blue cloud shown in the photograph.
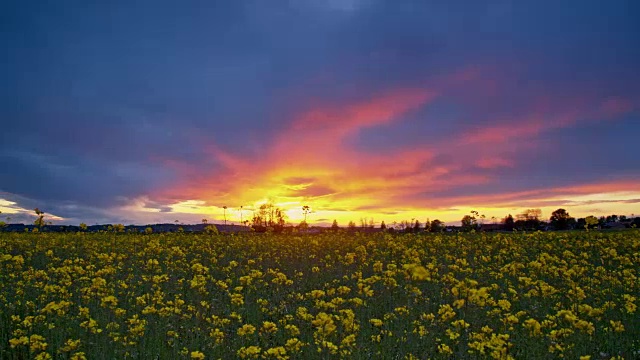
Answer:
[1,0,639,223]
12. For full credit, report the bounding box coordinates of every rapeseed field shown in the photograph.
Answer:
[1,230,638,359]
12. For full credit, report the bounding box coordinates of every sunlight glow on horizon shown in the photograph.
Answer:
[1,184,639,226]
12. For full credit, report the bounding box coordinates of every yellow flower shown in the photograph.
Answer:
[237,346,261,359]
[309,290,325,299]
[237,324,256,336]
[373,261,384,272]
[523,318,542,336]
[623,294,637,314]
[61,339,81,352]
[497,299,511,311]
[285,338,304,352]
[445,328,460,340]
[319,341,338,354]
[70,352,87,360]
[503,314,519,325]
[209,328,224,344]
[410,265,430,281]
[438,304,456,322]
[34,353,52,360]
[609,320,625,332]
[190,351,205,359]
[9,336,28,348]
[438,344,453,354]
[261,321,278,334]
[312,313,337,337]
[341,334,356,347]
[98,295,118,308]
[264,346,287,359]
[29,334,48,352]
[284,324,300,336]
[453,299,465,309]
[451,319,470,329]
[369,318,383,327]
[230,293,244,306]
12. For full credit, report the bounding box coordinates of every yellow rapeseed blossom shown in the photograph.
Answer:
[261,321,278,334]
[237,346,261,359]
[622,294,637,314]
[190,351,205,359]
[312,312,337,337]
[438,344,453,354]
[60,339,81,352]
[523,318,542,336]
[238,324,256,336]
[209,328,224,344]
[285,338,304,352]
[264,346,288,359]
[70,352,87,360]
[609,320,625,332]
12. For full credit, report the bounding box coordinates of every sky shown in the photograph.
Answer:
[1,0,640,226]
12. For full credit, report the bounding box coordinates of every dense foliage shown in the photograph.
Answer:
[1,230,638,359]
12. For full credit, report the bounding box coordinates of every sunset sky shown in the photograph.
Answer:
[2,1,639,226]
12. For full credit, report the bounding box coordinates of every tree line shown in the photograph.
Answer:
[1,206,638,234]
[460,208,639,232]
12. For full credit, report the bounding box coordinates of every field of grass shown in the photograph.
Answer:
[1,230,639,359]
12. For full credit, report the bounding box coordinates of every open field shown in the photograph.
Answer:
[1,230,639,359]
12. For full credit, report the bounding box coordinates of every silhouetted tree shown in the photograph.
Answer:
[471,210,486,226]
[515,209,542,230]
[550,208,574,230]
[503,214,515,231]
[430,219,444,232]
[348,221,356,231]
[251,203,286,232]
[461,212,479,231]
[380,221,386,230]
[413,220,421,232]
[331,219,339,231]
[598,216,606,227]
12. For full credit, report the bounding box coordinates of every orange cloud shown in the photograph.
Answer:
[155,86,438,217]
[148,67,639,226]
